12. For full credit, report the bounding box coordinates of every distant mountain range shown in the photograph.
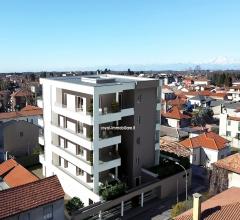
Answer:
[94,57,240,71]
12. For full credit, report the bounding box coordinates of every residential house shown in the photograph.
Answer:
[175,187,240,220]
[179,132,230,168]
[227,86,240,101]
[0,120,39,162]
[10,88,33,111]
[39,74,161,205]
[0,159,38,190]
[0,175,65,220]
[0,105,43,125]
[193,78,210,86]
[161,106,191,128]
[210,153,240,194]
[188,95,214,108]
[219,103,240,148]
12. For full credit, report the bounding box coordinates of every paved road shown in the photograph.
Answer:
[123,167,209,220]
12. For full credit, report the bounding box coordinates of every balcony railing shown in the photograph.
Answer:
[99,151,120,163]
[54,103,92,116]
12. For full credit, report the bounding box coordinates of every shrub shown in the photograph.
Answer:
[99,182,126,201]
[66,197,84,215]
[171,201,187,218]
[111,101,119,113]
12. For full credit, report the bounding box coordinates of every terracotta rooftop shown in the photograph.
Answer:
[0,159,39,187]
[11,89,32,97]
[162,106,191,120]
[214,153,240,174]
[175,187,240,220]
[179,131,229,150]
[0,105,42,120]
[160,142,191,157]
[167,97,187,106]
[0,175,64,219]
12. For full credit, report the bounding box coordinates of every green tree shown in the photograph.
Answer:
[191,107,213,126]
[66,197,84,214]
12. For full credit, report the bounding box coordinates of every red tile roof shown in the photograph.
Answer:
[0,159,39,187]
[167,97,187,106]
[0,176,64,219]
[214,153,240,174]
[0,159,17,176]
[0,105,43,120]
[162,106,191,120]
[179,132,229,150]
[175,187,240,220]
[11,89,32,97]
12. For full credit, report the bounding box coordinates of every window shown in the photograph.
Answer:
[76,145,84,156]
[76,167,84,176]
[78,122,84,134]
[19,132,23,137]
[228,120,231,126]
[31,119,34,124]
[226,131,231,137]
[137,95,142,103]
[89,199,94,205]
[77,96,83,110]
[64,159,68,168]
[59,157,61,166]
[238,122,240,131]
[43,205,53,220]
[136,137,140,144]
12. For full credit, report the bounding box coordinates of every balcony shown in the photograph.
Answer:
[52,164,93,190]
[51,124,93,150]
[51,144,93,174]
[38,135,44,146]
[39,154,45,164]
[37,98,43,108]
[98,107,134,124]
[53,103,93,125]
[98,132,121,149]
[38,117,44,128]
[98,152,121,172]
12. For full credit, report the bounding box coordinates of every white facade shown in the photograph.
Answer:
[190,146,230,168]
[39,75,160,206]
[228,172,240,188]
[219,112,240,149]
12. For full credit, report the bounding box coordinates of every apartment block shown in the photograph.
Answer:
[38,74,161,205]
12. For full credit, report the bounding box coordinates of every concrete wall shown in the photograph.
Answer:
[5,199,64,220]
[2,120,39,158]
[228,172,240,188]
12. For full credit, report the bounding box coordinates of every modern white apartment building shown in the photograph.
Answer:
[38,74,161,205]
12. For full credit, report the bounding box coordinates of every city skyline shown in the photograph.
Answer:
[0,0,240,72]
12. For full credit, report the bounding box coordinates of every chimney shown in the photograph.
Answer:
[193,193,202,220]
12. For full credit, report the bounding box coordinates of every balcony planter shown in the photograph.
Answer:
[111,101,119,113]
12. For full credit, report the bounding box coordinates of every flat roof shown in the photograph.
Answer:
[42,74,158,87]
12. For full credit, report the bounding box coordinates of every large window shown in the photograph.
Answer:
[43,205,53,220]
[76,145,84,156]
[227,120,231,126]
[76,167,84,176]
[77,96,83,110]
[226,131,231,137]
[64,159,68,168]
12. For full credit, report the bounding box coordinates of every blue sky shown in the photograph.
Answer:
[0,0,240,72]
